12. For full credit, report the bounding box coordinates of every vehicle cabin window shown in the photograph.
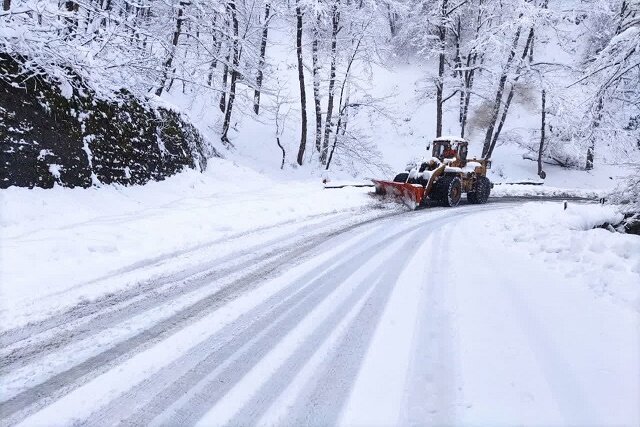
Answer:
[458,144,468,162]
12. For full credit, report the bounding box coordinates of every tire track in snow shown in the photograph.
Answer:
[222,262,398,427]
[495,269,600,425]
[0,211,368,373]
[1,207,421,426]
[401,224,458,425]
[190,229,426,427]
[204,213,472,426]
[1,207,406,373]
[86,218,434,426]
[279,231,427,427]
[2,203,512,426]
[0,210,364,348]
[0,216,392,425]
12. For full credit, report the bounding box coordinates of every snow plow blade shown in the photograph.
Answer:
[372,179,425,209]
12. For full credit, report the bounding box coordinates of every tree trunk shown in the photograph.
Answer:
[221,0,239,146]
[481,24,523,158]
[435,0,448,138]
[321,1,340,164]
[387,3,398,36]
[312,15,323,153]
[155,1,189,97]
[460,52,478,138]
[3,0,10,11]
[586,97,603,170]
[295,0,308,166]
[326,35,362,171]
[460,1,484,138]
[207,14,219,87]
[326,87,348,171]
[454,16,463,125]
[276,137,286,169]
[537,89,546,178]
[253,2,271,114]
[219,52,230,112]
[100,0,112,28]
[485,27,534,159]
[615,1,628,36]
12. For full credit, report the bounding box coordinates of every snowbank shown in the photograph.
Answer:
[491,184,603,198]
[463,202,639,310]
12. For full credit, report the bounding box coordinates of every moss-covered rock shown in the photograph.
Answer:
[1,53,214,189]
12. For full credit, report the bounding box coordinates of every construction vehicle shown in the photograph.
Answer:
[372,137,492,209]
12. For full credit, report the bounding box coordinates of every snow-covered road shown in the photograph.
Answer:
[1,202,638,426]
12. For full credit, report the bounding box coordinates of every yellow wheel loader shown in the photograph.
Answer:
[372,137,492,209]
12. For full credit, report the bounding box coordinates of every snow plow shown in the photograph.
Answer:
[373,137,492,209]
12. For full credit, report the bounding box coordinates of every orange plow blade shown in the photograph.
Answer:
[371,179,426,209]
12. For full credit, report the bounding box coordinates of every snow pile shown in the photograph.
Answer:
[491,184,603,199]
[465,202,639,310]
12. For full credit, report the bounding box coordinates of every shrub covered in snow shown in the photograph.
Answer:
[607,164,640,234]
[608,165,640,210]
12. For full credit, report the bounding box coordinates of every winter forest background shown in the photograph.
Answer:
[1,0,639,202]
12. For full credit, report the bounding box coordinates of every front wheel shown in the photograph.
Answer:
[467,176,491,204]
[432,175,462,207]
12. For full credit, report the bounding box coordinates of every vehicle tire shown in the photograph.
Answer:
[393,173,409,183]
[432,175,462,207]
[467,176,491,204]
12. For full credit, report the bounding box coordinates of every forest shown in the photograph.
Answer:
[1,0,639,185]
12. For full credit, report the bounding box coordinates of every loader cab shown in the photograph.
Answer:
[432,137,469,164]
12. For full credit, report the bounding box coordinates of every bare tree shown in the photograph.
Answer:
[312,14,323,153]
[253,1,271,114]
[481,23,525,158]
[326,30,364,170]
[484,27,535,159]
[585,97,603,170]
[219,51,230,112]
[156,1,189,97]
[386,2,399,37]
[538,89,546,178]
[580,0,637,169]
[435,0,448,137]
[321,0,340,163]
[221,0,239,146]
[459,0,484,138]
[295,0,308,165]
[206,14,220,87]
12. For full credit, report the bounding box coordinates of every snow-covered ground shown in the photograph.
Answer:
[1,153,635,329]
[2,147,638,426]
[1,192,638,426]
[0,158,404,331]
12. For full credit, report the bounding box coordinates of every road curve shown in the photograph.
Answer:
[1,199,635,426]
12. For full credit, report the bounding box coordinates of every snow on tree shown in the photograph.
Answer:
[1,0,638,174]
